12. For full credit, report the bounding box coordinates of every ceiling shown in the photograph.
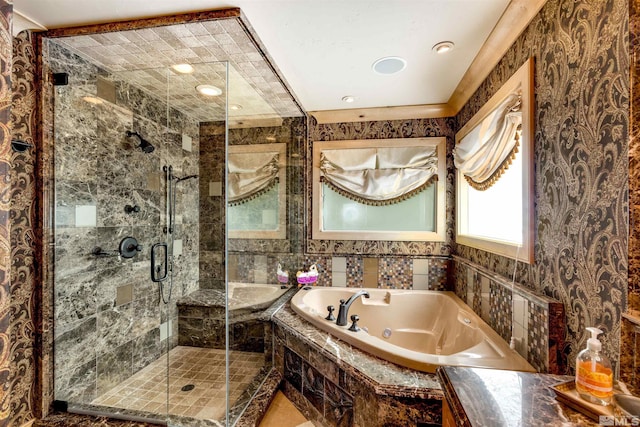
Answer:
[14,0,513,116]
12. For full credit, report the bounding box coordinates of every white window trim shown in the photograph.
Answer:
[312,137,447,241]
[455,58,535,263]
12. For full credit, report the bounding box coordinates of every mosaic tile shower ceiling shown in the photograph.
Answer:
[8,30,38,426]
[52,18,302,122]
[455,0,629,373]
[0,2,13,425]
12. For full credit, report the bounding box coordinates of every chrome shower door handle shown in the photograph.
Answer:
[150,242,168,282]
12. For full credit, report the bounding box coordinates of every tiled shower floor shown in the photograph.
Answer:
[92,346,264,421]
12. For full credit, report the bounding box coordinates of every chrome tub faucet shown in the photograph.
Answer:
[336,290,370,326]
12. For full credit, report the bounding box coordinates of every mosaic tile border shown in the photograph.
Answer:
[300,255,450,291]
[378,257,412,289]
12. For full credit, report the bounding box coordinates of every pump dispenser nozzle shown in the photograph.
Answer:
[586,327,602,352]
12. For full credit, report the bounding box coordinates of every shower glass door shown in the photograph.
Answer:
[49,32,230,425]
[164,62,231,426]
[48,20,305,424]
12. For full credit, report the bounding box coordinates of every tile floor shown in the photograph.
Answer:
[92,346,264,422]
[258,391,311,427]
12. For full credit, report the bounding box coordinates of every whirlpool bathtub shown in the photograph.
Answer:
[290,287,534,373]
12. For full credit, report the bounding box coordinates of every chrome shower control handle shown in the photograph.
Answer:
[125,204,140,214]
[348,314,361,332]
[325,305,336,321]
[119,236,142,259]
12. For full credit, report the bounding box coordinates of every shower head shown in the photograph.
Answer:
[126,130,155,153]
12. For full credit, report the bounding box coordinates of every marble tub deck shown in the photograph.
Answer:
[274,303,442,396]
[272,302,444,426]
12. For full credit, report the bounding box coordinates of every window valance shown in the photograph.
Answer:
[228,151,280,206]
[454,93,522,191]
[319,146,438,206]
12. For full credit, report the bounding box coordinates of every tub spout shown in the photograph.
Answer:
[336,291,370,326]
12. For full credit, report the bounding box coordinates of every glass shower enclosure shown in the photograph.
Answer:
[45,18,304,426]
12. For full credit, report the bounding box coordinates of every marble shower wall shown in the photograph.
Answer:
[198,121,225,290]
[199,117,306,289]
[455,0,629,375]
[47,40,200,403]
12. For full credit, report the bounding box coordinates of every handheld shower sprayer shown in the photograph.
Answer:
[126,130,155,153]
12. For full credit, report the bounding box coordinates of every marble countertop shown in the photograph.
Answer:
[438,366,599,426]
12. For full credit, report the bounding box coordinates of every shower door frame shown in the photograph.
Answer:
[34,8,242,422]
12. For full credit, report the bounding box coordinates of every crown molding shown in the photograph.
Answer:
[447,0,547,114]
[310,103,455,124]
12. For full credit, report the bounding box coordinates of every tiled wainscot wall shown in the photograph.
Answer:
[301,255,450,290]
[453,256,565,374]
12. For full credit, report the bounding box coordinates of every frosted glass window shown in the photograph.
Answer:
[322,183,435,231]
[228,143,286,239]
[228,185,279,231]
[312,137,446,241]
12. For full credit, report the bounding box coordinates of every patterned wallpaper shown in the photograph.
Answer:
[629,0,640,313]
[307,116,456,256]
[0,2,14,426]
[8,30,38,426]
[455,0,629,373]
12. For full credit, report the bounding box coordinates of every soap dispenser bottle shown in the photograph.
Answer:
[575,327,613,406]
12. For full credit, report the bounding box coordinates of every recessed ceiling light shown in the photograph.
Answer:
[341,95,356,103]
[171,63,194,74]
[372,56,407,75]
[229,104,243,110]
[196,84,222,97]
[433,41,455,54]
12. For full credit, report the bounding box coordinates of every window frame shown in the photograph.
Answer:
[455,58,535,263]
[312,137,447,241]
[228,142,287,240]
